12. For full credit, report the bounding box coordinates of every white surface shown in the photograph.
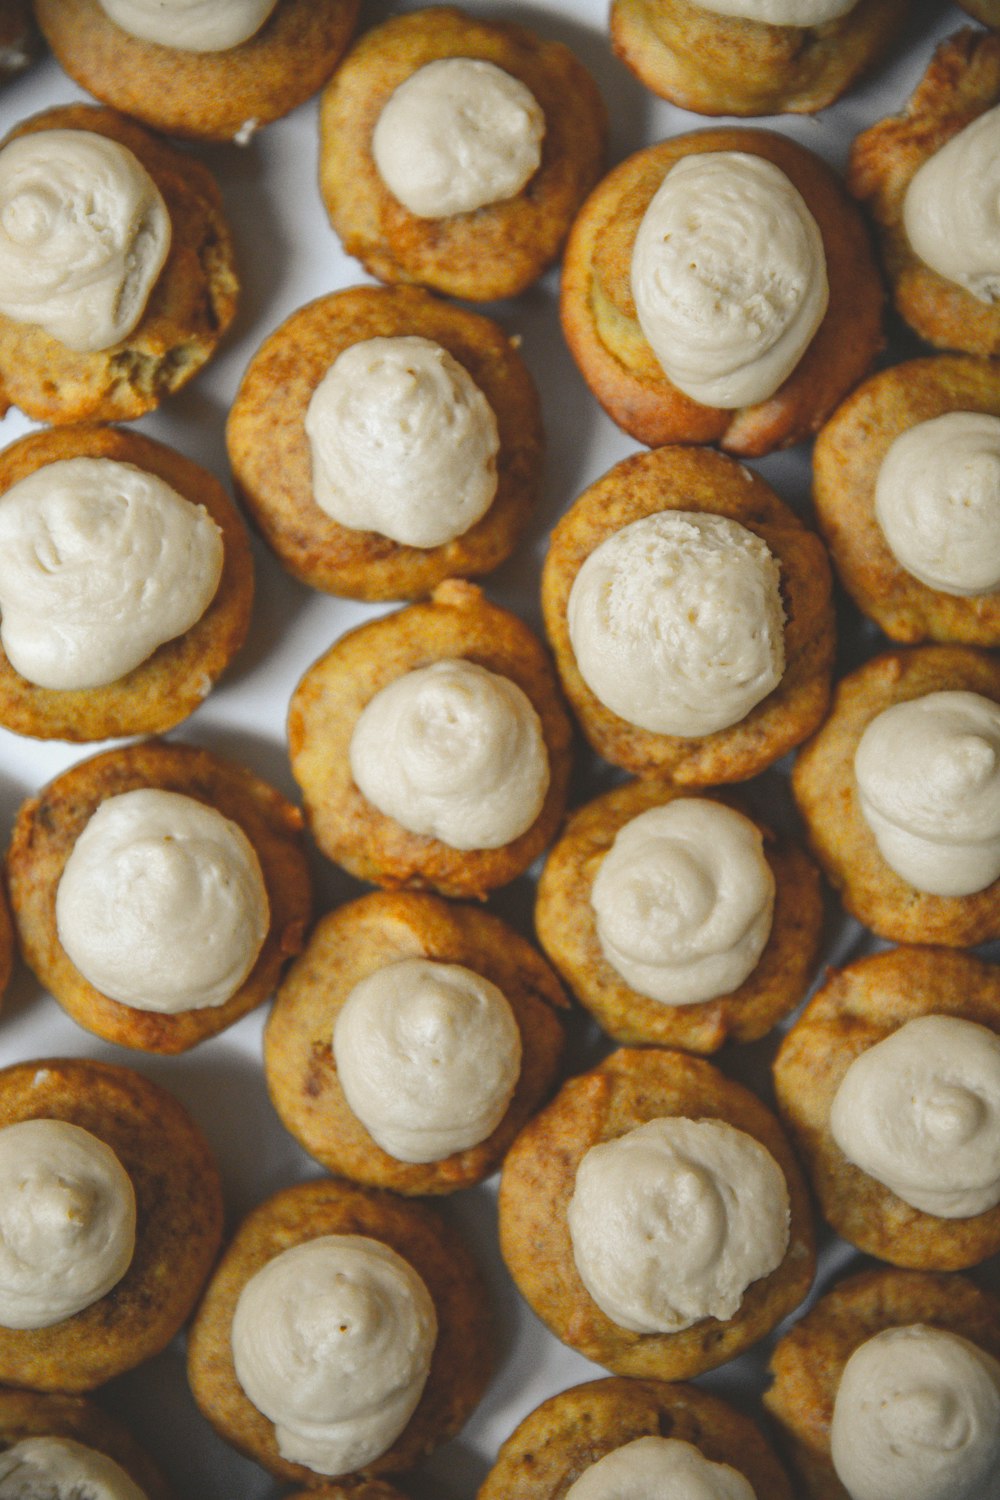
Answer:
[0,3,985,1498]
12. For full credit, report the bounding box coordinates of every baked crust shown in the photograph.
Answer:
[318,6,607,301]
[497,1047,815,1379]
[286,1487,409,1500]
[0,1057,222,1392]
[791,645,1000,944]
[5,740,312,1053]
[541,445,834,783]
[226,284,543,601]
[0,878,11,1008]
[0,1389,175,1500]
[186,1177,492,1485]
[287,579,573,899]
[560,127,883,454]
[264,890,567,1194]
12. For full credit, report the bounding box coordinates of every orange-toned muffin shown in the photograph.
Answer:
[34,0,359,142]
[288,579,573,899]
[0,1057,222,1393]
[0,1388,175,1499]
[265,890,567,1194]
[791,646,1000,945]
[187,1177,491,1487]
[541,445,834,784]
[498,1047,815,1380]
[318,6,607,302]
[561,128,882,454]
[6,740,312,1053]
[226,285,543,601]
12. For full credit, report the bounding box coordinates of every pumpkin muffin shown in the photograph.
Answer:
[226,284,543,601]
[187,1177,492,1487]
[5,739,312,1053]
[0,1056,222,1393]
[541,445,834,784]
[318,6,607,302]
[287,579,573,899]
[0,1388,175,1499]
[498,1047,815,1380]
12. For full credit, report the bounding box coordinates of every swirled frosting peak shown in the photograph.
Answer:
[631,152,828,408]
[830,1325,1000,1500]
[564,1436,756,1500]
[567,1116,789,1333]
[691,0,855,18]
[903,105,1000,304]
[99,0,277,51]
[0,1437,147,1500]
[854,690,1000,896]
[231,1235,437,1475]
[0,1119,135,1329]
[0,129,171,351]
[590,799,775,1005]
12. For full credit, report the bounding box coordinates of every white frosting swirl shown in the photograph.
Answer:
[830,1326,1000,1500]
[0,456,223,690]
[305,336,499,548]
[567,511,785,737]
[372,58,545,219]
[631,152,829,409]
[591,800,775,1005]
[55,789,270,1013]
[903,105,1000,305]
[349,659,550,851]
[854,690,1000,896]
[830,1014,1000,1218]
[0,130,171,352]
[231,1235,437,1476]
[0,1119,135,1330]
[567,1117,789,1333]
[98,0,277,51]
[0,1437,147,1500]
[690,0,856,21]
[563,1436,757,1500]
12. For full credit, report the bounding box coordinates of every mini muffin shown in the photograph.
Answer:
[610,0,909,117]
[0,1056,222,1392]
[791,645,1000,945]
[34,0,359,142]
[813,355,1000,644]
[187,1177,491,1486]
[6,739,312,1053]
[0,424,254,741]
[0,1388,175,1499]
[541,445,834,784]
[848,29,1000,356]
[265,890,568,1194]
[561,127,882,454]
[0,104,238,424]
[226,285,543,601]
[0,880,12,1006]
[536,779,823,1054]
[287,579,573,899]
[775,946,1000,1270]
[764,1267,1000,1500]
[318,6,607,302]
[286,1488,408,1500]
[498,1047,815,1380]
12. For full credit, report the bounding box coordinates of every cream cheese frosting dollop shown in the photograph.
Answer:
[231,1234,437,1475]
[690,0,855,18]
[567,511,785,737]
[333,957,522,1162]
[98,0,277,51]
[0,456,224,690]
[563,1436,757,1500]
[903,105,1000,305]
[590,799,775,1005]
[875,412,1000,596]
[0,1119,135,1330]
[304,336,499,548]
[372,58,545,219]
[566,1116,789,1333]
[349,659,549,851]
[0,1437,147,1500]
[854,690,1000,896]
[55,788,270,1013]
[0,129,171,352]
[830,1014,1000,1218]
[630,151,829,409]
[830,1325,1000,1500]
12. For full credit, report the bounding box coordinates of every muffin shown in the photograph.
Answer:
[561,127,883,454]
[226,284,543,601]
[287,579,573,899]
[318,6,607,301]
[6,739,312,1053]
[286,1488,408,1500]
[0,1388,175,1499]
[541,445,835,784]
